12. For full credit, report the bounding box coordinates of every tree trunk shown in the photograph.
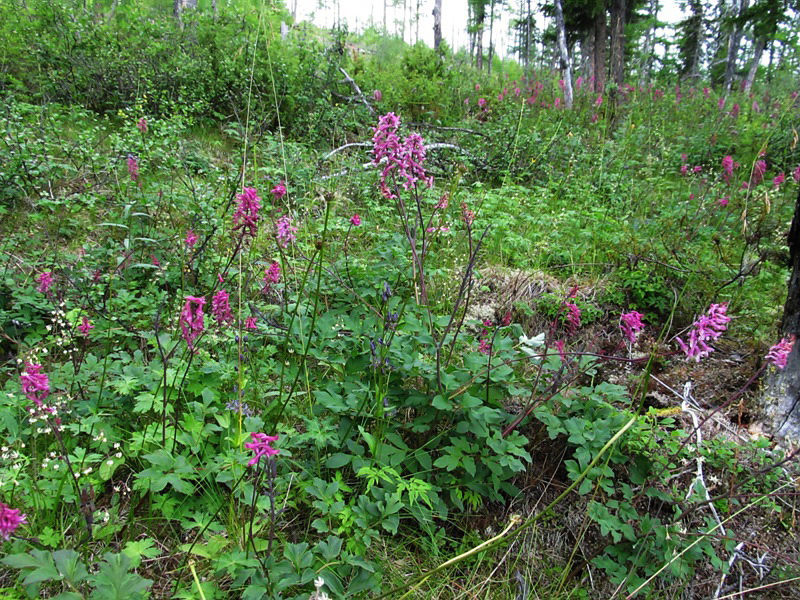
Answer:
[173,0,182,27]
[433,0,442,50]
[488,0,495,75]
[609,0,625,87]
[762,187,800,440]
[525,0,531,72]
[554,0,573,108]
[638,0,658,84]
[743,36,766,92]
[723,0,749,93]
[592,6,606,92]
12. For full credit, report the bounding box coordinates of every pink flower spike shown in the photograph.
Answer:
[137,117,148,133]
[676,302,731,362]
[766,336,795,369]
[179,296,206,351]
[185,230,198,250]
[0,503,26,540]
[793,166,800,183]
[211,290,234,326]
[244,432,279,466]
[565,302,581,336]
[127,156,139,182]
[233,187,262,239]
[718,196,730,207]
[350,214,361,226]
[263,261,281,295]
[275,215,298,248]
[373,89,382,101]
[245,316,258,331]
[78,316,94,337]
[620,311,644,344]
[37,271,53,295]
[773,173,785,187]
[20,363,50,408]
[594,95,603,108]
[271,181,287,200]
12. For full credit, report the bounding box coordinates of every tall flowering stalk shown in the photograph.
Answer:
[211,290,234,326]
[127,155,139,182]
[274,215,298,248]
[20,363,50,408]
[372,113,433,198]
[263,261,281,294]
[676,303,730,362]
[180,296,206,351]
[37,271,53,295]
[232,187,261,239]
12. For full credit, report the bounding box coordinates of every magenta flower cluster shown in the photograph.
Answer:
[275,215,298,248]
[620,311,644,344]
[766,336,795,370]
[263,261,281,294]
[271,181,287,201]
[20,363,50,408]
[676,303,730,362]
[185,229,198,250]
[350,214,361,226]
[0,503,26,540]
[244,432,279,466]
[372,113,433,198]
[127,156,139,182]
[233,187,261,239]
[78,316,94,337]
[137,117,147,134]
[180,296,206,351]
[37,271,53,295]
[565,302,581,336]
[211,290,234,326]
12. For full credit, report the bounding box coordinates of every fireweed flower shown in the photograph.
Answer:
[271,181,287,201]
[185,229,198,250]
[766,336,795,369]
[676,302,731,362]
[232,187,261,239]
[275,215,298,248]
[137,117,147,133]
[350,214,362,226]
[78,316,94,337]
[244,432,279,466]
[263,261,281,294]
[0,503,26,540]
[127,155,139,182]
[620,311,644,344]
[211,290,234,326]
[180,296,205,351]
[37,271,53,295]
[21,363,49,408]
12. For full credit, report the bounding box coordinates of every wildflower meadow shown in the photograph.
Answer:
[2,0,800,598]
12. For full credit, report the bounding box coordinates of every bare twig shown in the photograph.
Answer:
[338,67,375,114]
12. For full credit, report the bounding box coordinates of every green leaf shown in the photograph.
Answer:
[325,453,351,469]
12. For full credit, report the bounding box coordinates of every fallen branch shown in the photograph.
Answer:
[338,67,375,115]
[321,142,371,161]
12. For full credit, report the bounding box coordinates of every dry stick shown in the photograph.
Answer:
[715,577,800,600]
[338,67,375,114]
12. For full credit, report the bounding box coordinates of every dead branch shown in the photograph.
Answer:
[338,67,375,115]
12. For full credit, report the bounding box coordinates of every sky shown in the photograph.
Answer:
[288,0,686,59]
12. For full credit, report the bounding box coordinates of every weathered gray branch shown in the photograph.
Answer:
[338,67,375,115]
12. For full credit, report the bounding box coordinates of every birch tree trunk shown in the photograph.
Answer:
[433,0,442,50]
[743,36,766,92]
[609,0,625,87]
[724,0,749,92]
[554,0,573,108]
[488,0,495,75]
